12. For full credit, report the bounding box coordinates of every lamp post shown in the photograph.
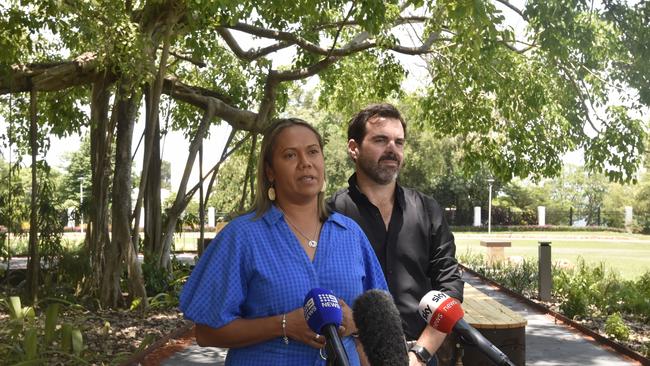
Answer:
[79,177,84,234]
[487,178,494,234]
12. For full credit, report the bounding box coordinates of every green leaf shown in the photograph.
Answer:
[71,329,83,356]
[135,333,156,353]
[60,323,72,353]
[23,328,38,361]
[9,359,50,366]
[8,296,22,319]
[44,303,60,346]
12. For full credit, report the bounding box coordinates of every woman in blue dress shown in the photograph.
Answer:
[180,118,388,365]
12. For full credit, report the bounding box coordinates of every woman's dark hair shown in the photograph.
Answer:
[254,118,329,220]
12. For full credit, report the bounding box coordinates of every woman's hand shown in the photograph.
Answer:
[337,298,358,337]
[285,307,327,349]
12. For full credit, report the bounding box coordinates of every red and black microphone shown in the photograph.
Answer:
[418,291,517,366]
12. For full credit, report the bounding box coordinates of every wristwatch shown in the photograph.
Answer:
[409,344,433,363]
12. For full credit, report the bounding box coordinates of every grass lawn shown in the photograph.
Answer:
[4,230,648,280]
[455,231,650,280]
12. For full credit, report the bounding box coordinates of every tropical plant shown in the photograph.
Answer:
[0,296,86,364]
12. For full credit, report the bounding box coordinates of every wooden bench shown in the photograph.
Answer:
[480,240,512,265]
[438,283,527,366]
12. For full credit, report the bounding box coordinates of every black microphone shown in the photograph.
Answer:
[304,288,351,366]
[418,290,516,366]
[353,289,409,366]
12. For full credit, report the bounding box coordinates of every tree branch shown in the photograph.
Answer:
[309,16,428,31]
[557,62,601,134]
[167,49,207,67]
[183,132,251,204]
[224,20,441,57]
[494,0,527,20]
[216,27,292,61]
[163,77,257,131]
[1,52,104,94]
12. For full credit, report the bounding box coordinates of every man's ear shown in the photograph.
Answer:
[347,139,359,161]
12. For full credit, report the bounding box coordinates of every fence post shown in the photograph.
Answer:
[569,207,573,226]
[538,241,552,302]
[208,207,215,228]
[473,206,481,227]
[624,206,633,230]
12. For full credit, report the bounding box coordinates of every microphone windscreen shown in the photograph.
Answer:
[418,290,464,333]
[304,288,343,333]
[353,290,408,366]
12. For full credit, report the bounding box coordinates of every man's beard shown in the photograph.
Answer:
[357,152,401,185]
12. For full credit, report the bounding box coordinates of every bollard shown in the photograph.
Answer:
[538,241,552,302]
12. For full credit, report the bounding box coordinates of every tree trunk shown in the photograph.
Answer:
[143,91,162,260]
[86,75,115,306]
[238,134,257,212]
[134,23,173,272]
[198,143,205,252]
[159,106,215,268]
[112,86,148,309]
[26,88,39,304]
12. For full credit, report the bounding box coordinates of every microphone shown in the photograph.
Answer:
[303,288,351,366]
[352,289,408,366]
[418,291,517,366]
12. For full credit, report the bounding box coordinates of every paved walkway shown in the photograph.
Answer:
[462,272,640,366]
[143,271,642,366]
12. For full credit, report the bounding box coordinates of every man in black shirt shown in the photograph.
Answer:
[329,103,464,365]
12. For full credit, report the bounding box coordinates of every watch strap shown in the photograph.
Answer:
[409,344,433,363]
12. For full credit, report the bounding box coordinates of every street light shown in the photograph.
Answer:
[79,177,84,234]
[487,178,495,234]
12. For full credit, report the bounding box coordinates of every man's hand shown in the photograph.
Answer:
[408,351,426,365]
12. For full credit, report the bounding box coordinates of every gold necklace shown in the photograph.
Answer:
[279,208,320,248]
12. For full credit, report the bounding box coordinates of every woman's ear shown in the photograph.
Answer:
[265,163,275,183]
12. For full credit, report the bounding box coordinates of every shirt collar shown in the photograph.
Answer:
[347,173,405,209]
[262,204,284,226]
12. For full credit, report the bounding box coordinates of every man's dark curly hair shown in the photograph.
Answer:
[347,103,407,144]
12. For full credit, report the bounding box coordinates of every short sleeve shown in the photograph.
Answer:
[179,223,249,329]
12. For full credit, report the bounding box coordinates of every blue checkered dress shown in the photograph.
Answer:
[180,205,388,366]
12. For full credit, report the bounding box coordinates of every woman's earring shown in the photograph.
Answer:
[321,180,327,193]
[268,184,276,201]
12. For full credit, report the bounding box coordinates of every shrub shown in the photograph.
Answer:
[141,256,193,310]
[451,225,625,233]
[642,341,650,358]
[553,258,625,318]
[458,250,538,297]
[559,287,589,319]
[627,272,650,321]
[604,313,630,341]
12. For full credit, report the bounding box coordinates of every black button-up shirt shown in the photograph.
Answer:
[328,174,464,339]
